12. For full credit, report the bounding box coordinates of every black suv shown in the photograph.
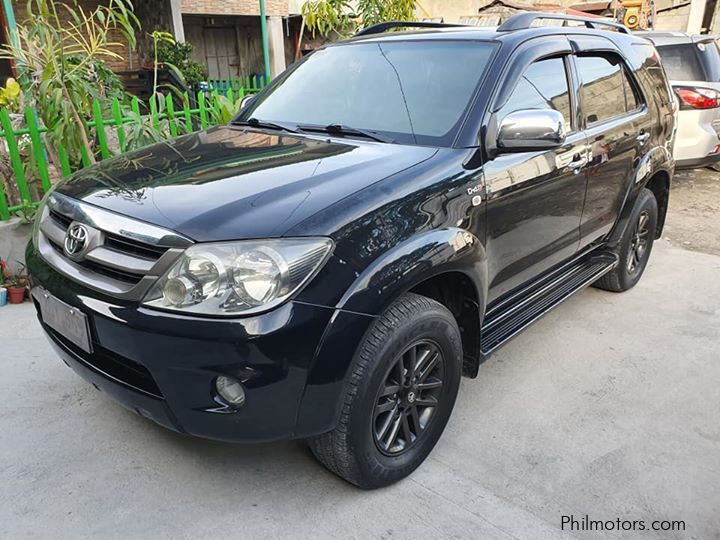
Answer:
[27,13,675,489]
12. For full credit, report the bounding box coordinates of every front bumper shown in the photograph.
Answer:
[27,244,360,443]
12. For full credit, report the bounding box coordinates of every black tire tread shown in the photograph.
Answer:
[594,188,657,293]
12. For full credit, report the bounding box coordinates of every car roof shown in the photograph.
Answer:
[636,31,718,46]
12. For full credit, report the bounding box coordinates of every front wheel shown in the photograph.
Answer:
[594,188,658,292]
[308,293,463,489]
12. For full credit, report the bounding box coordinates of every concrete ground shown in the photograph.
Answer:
[1,173,719,539]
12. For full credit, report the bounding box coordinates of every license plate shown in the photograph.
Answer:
[35,289,93,354]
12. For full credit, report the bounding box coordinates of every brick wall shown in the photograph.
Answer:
[180,0,288,17]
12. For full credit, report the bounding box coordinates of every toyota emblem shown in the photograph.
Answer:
[64,223,89,258]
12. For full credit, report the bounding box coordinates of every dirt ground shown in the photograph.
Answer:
[664,168,720,256]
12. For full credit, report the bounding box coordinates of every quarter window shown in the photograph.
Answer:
[498,57,572,131]
[577,54,641,125]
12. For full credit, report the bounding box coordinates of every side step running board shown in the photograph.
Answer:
[480,252,618,354]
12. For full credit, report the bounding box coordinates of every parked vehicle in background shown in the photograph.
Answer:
[639,32,720,169]
[27,13,674,489]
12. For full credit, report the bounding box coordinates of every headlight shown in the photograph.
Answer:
[142,238,333,316]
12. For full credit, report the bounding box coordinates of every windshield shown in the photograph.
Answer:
[656,41,720,82]
[236,40,496,146]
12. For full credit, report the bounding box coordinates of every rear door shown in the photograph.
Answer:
[573,50,647,246]
[484,45,588,302]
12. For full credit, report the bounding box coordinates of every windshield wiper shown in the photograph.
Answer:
[298,123,394,143]
[231,117,298,133]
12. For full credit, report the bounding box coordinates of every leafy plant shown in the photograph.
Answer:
[0,0,140,167]
[209,94,243,125]
[156,40,207,89]
[122,98,173,150]
[302,0,417,38]
[4,261,27,288]
[149,31,184,100]
[302,0,354,38]
[12,199,38,224]
[0,78,21,112]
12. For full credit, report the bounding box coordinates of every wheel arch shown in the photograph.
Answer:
[294,228,488,436]
[644,169,670,239]
[609,154,672,247]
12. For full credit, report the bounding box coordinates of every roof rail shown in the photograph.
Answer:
[497,12,631,35]
[355,21,465,37]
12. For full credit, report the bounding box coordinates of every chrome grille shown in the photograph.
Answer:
[37,193,193,301]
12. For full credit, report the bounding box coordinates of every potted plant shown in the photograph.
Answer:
[4,262,28,304]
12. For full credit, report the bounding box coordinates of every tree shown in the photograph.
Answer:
[302,0,417,39]
[0,0,139,166]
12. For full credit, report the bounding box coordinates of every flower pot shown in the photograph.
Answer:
[7,286,26,304]
[0,287,6,306]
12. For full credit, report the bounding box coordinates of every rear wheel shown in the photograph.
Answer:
[308,293,462,489]
[594,188,658,292]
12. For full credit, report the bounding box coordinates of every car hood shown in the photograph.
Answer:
[56,126,438,241]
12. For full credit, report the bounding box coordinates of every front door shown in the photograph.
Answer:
[484,55,588,303]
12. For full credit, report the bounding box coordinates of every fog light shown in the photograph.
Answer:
[215,375,246,407]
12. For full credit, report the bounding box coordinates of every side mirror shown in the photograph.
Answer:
[496,109,566,152]
[240,95,255,110]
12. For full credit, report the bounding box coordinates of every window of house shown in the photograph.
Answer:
[577,54,641,125]
[497,57,573,132]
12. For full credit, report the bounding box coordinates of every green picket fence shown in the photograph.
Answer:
[0,81,265,221]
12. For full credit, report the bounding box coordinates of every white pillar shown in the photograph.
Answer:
[686,0,705,33]
[268,16,286,78]
[170,0,185,42]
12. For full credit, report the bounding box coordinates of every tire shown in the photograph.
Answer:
[308,292,463,489]
[594,188,658,292]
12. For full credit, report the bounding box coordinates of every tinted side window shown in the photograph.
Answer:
[498,57,572,131]
[623,70,640,111]
[632,43,673,109]
[577,54,637,125]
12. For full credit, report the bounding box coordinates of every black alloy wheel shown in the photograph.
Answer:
[372,340,444,456]
[594,187,658,293]
[627,211,650,274]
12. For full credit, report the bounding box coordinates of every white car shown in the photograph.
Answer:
[639,32,720,169]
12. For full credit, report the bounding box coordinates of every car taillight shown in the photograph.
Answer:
[674,86,720,109]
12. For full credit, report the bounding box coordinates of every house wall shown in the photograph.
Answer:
[652,0,720,33]
[183,15,265,79]
[417,0,574,23]
[180,0,288,17]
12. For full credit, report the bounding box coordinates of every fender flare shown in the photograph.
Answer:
[336,227,488,316]
[607,145,672,246]
[294,227,488,436]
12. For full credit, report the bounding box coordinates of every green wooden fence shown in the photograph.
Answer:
[0,80,266,221]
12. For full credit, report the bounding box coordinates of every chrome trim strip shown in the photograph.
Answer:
[47,192,193,248]
[85,247,156,274]
[38,232,137,295]
[39,217,66,247]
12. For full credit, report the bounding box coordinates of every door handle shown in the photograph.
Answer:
[636,132,650,145]
[568,154,588,174]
